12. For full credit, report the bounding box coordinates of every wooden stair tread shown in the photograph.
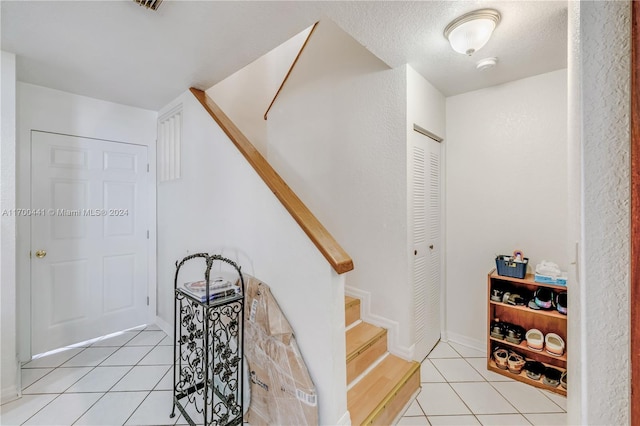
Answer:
[345,296,361,327]
[346,322,386,362]
[347,354,420,425]
[345,296,359,308]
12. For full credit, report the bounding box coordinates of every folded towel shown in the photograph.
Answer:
[535,260,562,278]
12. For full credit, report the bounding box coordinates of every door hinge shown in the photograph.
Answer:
[147,163,150,172]
[146,230,150,239]
[29,251,32,259]
[146,296,149,306]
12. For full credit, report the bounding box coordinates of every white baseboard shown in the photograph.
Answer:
[345,286,414,360]
[155,316,172,337]
[1,386,19,405]
[335,410,352,426]
[445,331,485,353]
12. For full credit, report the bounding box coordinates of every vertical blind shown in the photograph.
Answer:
[158,107,182,182]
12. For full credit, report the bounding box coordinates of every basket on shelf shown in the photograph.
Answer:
[495,255,529,279]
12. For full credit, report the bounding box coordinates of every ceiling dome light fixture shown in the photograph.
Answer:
[444,9,501,56]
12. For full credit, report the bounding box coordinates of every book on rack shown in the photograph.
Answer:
[178,273,241,303]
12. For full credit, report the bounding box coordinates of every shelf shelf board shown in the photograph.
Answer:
[486,359,566,396]
[489,337,567,362]
[490,300,567,320]
[489,269,568,291]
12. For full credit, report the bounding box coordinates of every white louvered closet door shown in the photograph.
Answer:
[411,128,442,361]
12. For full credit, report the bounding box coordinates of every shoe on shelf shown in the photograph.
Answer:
[542,366,562,387]
[507,351,526,374]
[556,292,567,315]
[506,293,527,306]
[491,287,505,302]
[525,328,544,351]
[524,361,545,380]
[534,287,555,310]
[490,320,506,340]
[505,324,525,345]
[545,333,565,357]
[493,348,509,370]
[527,298,542,310]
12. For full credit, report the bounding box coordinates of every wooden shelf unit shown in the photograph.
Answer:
[488,337,567,364]
[489,300,567,320]
[487,358,566,397]
[487,269,567,396]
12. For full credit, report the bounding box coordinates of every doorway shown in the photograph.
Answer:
[410,125,443,361]
[29,131,150,355]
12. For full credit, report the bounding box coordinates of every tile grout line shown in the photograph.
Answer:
[399,343,566,425]
[443,353,522,420]
[70,327,168,425]
[18,367,99,425]
[465,355,527,418]
[423,343,480,420]
[18,367,57,393]
[463,352,565,419]
[409,394,432,425]
[430,356,485,384]
[64,328,149,425]
[473,337,568,414]
[68,365,137,425]
[535,388,568,413]
[16,327,160,425]
[444,381,483,424]
[77,355,140,424]
[113,329,175,426]
[19,342,112,425]
[459,355,496,425]
[484,375,563,419]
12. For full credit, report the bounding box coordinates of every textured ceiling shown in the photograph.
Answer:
[1,1,567,110]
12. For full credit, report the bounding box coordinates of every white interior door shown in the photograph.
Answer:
[30,131,149,355]
[411,127,442,361]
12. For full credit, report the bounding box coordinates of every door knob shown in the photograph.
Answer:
[35,250,47,258]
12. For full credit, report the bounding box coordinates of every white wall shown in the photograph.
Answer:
[566,2,582,423]
[266,20,418,354]
[156,91,348,425]
[406,66,446,140]
[15,83,157,362]
[206,27,312,156]
[445,70,568,348]
[579,2,631,423]
[1,51,18,403]
[406,66,446,351]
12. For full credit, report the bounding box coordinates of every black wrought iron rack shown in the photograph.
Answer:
[170,253,244,426]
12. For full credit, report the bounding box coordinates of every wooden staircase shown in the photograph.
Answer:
[345,296,421,425]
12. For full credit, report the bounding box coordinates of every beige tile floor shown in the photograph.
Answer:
[1,329,566,425]
[397,341,567,426]
[1,325,183,426]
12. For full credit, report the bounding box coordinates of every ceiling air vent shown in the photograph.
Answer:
[134,0,162,11]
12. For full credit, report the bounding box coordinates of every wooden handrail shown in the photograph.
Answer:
[263,22,318,120]
[190,88,354,275]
